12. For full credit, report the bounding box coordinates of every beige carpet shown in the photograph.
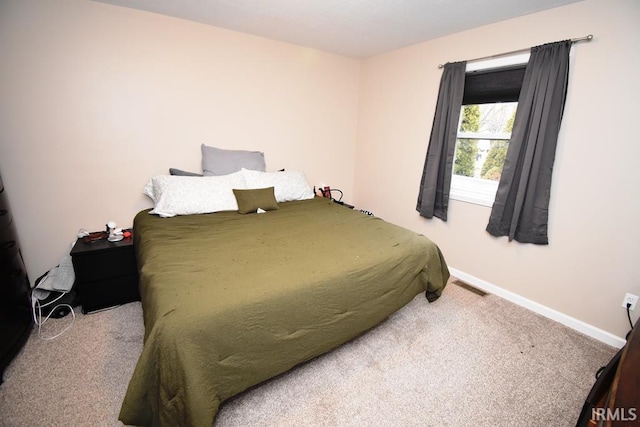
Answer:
[0,278,617,426]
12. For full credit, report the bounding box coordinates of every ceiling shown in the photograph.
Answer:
[92,0,583,58]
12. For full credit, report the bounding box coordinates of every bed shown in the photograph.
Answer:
[119,177,449,426]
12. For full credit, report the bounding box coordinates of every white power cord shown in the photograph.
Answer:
[31,291,75,340]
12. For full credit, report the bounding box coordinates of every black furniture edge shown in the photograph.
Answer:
[0,172,34,384]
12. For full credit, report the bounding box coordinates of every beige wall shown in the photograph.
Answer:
[0,0,360,280]
[354,0,640,340]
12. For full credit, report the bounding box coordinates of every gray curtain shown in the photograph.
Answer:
[486,40,571,244]
[416,61,466,221]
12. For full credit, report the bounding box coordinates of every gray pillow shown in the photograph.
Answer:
[169,168,203,177]
[201,144,266,176]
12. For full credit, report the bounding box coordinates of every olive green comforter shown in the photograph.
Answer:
[119,197,449,426]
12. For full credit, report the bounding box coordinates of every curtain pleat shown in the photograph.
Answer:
[416,61,466,221]
[486,41,571,244]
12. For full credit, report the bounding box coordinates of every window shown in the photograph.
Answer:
[451,103,517,206]
[449,55,528,207]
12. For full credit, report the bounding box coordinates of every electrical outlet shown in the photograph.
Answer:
[622,293,638,311]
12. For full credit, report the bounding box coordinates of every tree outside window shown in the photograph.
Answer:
[450,102,517,206]
[453,105,479,177]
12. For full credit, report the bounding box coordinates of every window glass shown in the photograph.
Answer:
[450,103,517,207]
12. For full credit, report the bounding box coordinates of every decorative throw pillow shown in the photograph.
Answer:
[143,171,247,217]
[169,168,203,177]
[201,144,266,176]
[240,169,314,202]
[232,187,279,214]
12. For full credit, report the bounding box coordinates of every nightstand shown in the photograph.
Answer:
[70,234,139,314]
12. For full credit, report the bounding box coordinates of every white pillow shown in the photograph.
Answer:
[143,171,247,217]
[241,169,314,202]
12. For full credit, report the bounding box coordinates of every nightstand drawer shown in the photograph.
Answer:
[77,274,139,314]
[73,246,136,282]
[0,195,11,229]
[0,253,29,310]
[0,221,19,265]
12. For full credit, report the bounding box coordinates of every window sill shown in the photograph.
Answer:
[450,175,498,208]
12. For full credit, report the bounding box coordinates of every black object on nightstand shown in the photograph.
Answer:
[70,234,139,314]
[332,199,355,209]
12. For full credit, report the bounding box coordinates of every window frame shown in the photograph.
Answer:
[449,53,530,208]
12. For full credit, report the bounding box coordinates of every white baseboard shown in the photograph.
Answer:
[448,267,626,349]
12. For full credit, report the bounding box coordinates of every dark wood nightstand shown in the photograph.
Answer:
[70,235,139,314]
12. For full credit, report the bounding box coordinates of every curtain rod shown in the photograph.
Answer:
[437,34,593,69]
